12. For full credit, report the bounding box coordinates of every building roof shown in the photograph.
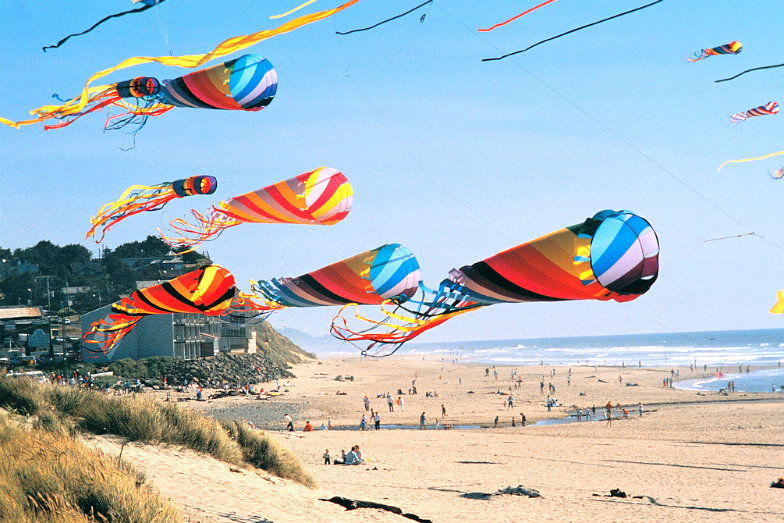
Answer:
[0,306,43,320]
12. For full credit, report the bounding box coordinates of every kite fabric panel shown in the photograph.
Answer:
[5,54,277,132]
[687,41,742,62]
[82,265,236,356]
[730,101,779,124]
[249,243,421,309]
[1,0,359,130]
[42,0,165,52]
[331,210,659,356]
[86,175,217,243]
[162,167,353,251]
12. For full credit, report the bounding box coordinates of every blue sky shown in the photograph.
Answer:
[1,1,782,343]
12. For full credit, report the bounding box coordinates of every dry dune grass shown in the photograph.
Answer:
[0,376,316,522]
[0,416,180,523]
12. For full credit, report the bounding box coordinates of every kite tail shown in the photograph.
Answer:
[330,300,478,356]
[160,207,239,252]
[86,183,178,243]
[42,2,160,52]
[729,111,750,125]
[686,49,709,62]
[82,314,142,356]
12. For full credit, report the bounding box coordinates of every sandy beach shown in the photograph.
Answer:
[116,355,784,523]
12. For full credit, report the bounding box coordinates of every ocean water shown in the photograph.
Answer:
[409,328,784,367]
[676,367,784,393]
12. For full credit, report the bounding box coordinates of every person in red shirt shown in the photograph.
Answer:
[303,421,313,432]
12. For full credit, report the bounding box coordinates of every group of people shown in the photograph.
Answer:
[324,445,364,465]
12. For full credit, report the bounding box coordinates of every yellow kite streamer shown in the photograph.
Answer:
[271,0,317,19]
[717,150,784,171]
[1,0,360,129]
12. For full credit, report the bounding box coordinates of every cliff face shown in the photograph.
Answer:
[253,322,316,366]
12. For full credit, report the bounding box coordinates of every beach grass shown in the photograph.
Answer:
[222,419,317,488]
[0,377,315,488]
[0,415,180,523]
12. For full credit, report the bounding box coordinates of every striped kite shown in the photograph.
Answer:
[2,0,358,129]
[248,243,421,310]
[162,167,353,252]
[82,264,236,356]
[687,41,742,62]
[332,210,660,355]
[2,54,276,132]
[86,176,217,243]
[730,101,779,125]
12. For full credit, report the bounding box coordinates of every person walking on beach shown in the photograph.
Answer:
[638,402,643,417]
[520,413,526,426]
[363,395,370,411]
[324,449,331,464]
[285,413,294,432]
[494,415,499,428]
[387,393,394,412]
[540,379,544,395]
[605,401,613,426]
[374,411,381,430]
[420,411,427,429]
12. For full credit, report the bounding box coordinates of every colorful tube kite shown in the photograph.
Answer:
[332,210,659,355]
[43,1,165,52]
[730,101,779,125]
[1,0,358,130]
[687,41,742,62]
[82,264,236,356]
[162,167,353,251]
[249,244,421,309]
[86,176,217,243]
[2,54,277,131]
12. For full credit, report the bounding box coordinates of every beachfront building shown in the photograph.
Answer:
[80,306,257,363]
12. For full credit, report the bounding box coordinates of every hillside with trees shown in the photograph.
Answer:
[0,236,211,315]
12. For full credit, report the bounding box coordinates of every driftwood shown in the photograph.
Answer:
[321,496,433,523]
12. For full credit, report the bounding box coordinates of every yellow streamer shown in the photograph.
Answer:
[717,150,784,171]
[271,0,317,19]
[2,0,360,129]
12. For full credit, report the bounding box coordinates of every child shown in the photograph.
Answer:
[323,449,331,465]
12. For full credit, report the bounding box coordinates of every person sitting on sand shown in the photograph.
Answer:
[304,421,313,432]
[344,445,364,465]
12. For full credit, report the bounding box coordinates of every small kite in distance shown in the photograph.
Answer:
[687,41,742,62]
[770,168,784,180]
[86,176,217,243]
[43,0,165,52]
[729,101,779,125]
